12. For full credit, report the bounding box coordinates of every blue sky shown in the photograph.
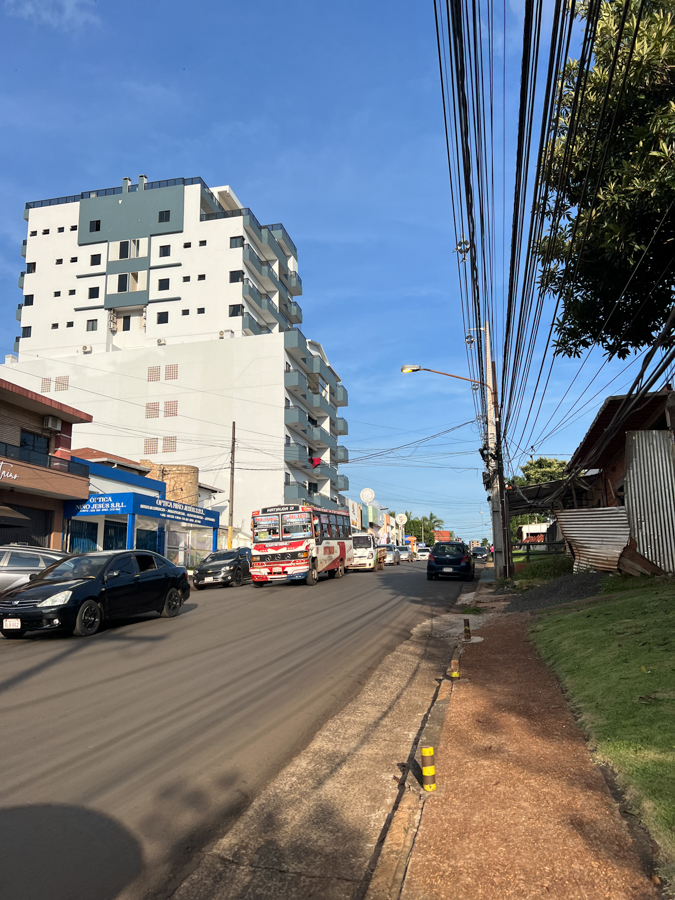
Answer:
[0,0,643,541]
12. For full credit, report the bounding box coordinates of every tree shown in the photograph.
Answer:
[509,457,568,540]
[536,0,675,359]
[403,511,446,543]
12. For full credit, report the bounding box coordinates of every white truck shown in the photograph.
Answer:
[347,532,386,572]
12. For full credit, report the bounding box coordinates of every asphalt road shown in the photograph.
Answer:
[0,561,467,900]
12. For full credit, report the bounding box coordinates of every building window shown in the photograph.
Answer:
[181,309,189,316]
[229,270,244,283]
[308,482,318,494]
[158,278,169,291]
[90,254,101,266]
[122,315,131,331]
[42,229,50,235]
[69,289,75,296]
[117,273,128,293]
[229,304,242,317]
[66,321,74,328]
[51,323,58,330]
[198,274,206,281]
[30,230,37,236]
[26,262,36,273]
[147,366,161,382]
[230,236,244,249]
[158,210,170,223]
[24,295,33,306]
[70,225,77,231]
[119,241,129,260]
[144,438,159,455]
[56,258,63,265]
[21,431,48,454]
[89,220,101,232]
[159,245,170,258]
[88,286,99,299]
[285,434,291,445]
[41,378,51,393]
[54,291,61,297]
[55,376,69,391]
[197,307,205,314]
[145,402,160,419]
[182,276,190,282]
[157,311,169,324]
[199,240,206,247]
[21,326,31,338]
[70,257,78,263]
[57,226,64,233]
[183,242,191,249]
[162,436,177,453]
[86,319,98,332]
[285,398,290,408]
[164,401,178,417]
[165,364,178,380]
[285,473,291,485]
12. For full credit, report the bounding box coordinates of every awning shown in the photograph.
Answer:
[0,505,31,528]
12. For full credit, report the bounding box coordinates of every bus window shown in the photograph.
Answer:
[253,515,280,542]
[282,512,313,539]
[312,516,322,543]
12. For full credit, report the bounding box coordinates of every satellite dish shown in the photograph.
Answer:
[395,513,407,525]
[360,488,375,504]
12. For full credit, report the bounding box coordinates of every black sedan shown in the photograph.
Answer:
[427,542,475,582]
[0,550,190,639]
[192,547,251,590]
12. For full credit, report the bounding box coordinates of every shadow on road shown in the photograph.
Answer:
[0,804,143,900]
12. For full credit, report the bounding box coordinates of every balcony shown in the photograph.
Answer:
[308,355,337,390]
[311,494,338,510]
[284,329,309,366]
[310,462,333,482]
[18,272,25,289]
[242,313,267,336]
[243,243,265,280]
[336,418,348,436]
[15,304,22,322]
[307,425,337,452]
[336,445,349,464]
[284,482,310,504]
[266,223,298,260]
[285,405,309,435]
[261,228,287,267]
[284,369,308,396]
[284,443,310,469]
[13,337,20,353]
[286,271,302,296]
[0,441,89,477]
[281,299,302,324]
[21,240,26,258]
[307,391,333,419]
[335,385,348,407]
[337,474,349,492]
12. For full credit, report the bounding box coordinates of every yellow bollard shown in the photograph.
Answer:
[449,659,460,679]
[421,746,436,792]
[464,618,471,641]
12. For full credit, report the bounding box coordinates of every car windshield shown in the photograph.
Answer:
[433,544,465,559]
[353,535,372,549]
[40,555,111,581]
[203,551,238,563]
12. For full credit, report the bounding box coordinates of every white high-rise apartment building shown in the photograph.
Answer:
[5,175,349,529]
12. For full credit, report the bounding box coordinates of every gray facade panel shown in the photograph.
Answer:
[104,291,149,310]
[78,186,185,245]
[106,258,151,276]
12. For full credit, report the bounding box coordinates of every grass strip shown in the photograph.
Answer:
[529,583,675,881]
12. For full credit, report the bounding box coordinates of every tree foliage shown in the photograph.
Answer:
[537,0,675,359]
[399,510,446,543]
[513,456,568,486]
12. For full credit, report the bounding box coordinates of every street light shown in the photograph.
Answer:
[400,365,494,399]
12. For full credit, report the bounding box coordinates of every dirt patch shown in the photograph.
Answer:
[505,571,604,612]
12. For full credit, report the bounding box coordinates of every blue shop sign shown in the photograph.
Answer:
[64,492,219,528]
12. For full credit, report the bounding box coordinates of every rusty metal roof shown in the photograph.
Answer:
[625,430,675,574]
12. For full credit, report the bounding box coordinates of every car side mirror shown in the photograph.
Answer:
[28,573,38,581]
[106,570,120,580]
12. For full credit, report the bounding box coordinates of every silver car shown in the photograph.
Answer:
[384,546,401,565]
[0,546,69,593]
[416,546,431,560]
[397,545,413,562]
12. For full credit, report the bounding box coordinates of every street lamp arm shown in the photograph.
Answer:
[401,365,494,398]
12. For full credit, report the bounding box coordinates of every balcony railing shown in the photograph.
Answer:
[0,441,89,477]
[266,224,298,260]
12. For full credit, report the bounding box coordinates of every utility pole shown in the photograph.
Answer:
[484,325,512,579]
[227,421,236,550]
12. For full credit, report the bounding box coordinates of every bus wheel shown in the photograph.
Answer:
[334,561,344,578]
[305,566,318,586]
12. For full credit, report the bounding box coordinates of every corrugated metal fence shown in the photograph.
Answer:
[625,430,675,574]
[555,508,630,572]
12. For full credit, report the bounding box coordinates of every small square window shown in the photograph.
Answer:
[198,274,206,281]
[117,273,128,293]
[66,321,74,328]
[229,270,244,283]
[157,311,169,324]
[144,438,159,455]
[197,307,205,314]
[51,323,58,330]
[69,289,75,296]
[57,227,64,233]
[229,304,243,317]
[30,230,37,237]
[24,295,34,306]
[182,276,190,283]
[54,291,61,297]
[147,366,161,382]
[21,326,31,338]
[230,236,244,249]
[55,376,69,391]
[158,278,170,291]
[159,245,170,258]
[158,210,170,223]
[26,262,36,273]
[165,364,178,380]
[145,402,160,419]
[164,401,178,417]
[89,220,101,233]
[181,309,189,316]
[88,286,99,300]
[70,225,78,231]
[183,242,191,249]
[55,258,63,265]
[86,319,98,332]
[199,240,207,247]
[122,315,131,332]
[41,378,51,393]
[70,257,78,263]
[42,228,50,235]
[162,435,177,453]
[90,254,101,266]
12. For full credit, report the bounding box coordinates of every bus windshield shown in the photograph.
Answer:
[253,515,280,542]
[282,512,313,539]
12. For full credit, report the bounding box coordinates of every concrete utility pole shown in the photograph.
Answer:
[484,325,511,579]
[227,421,236,550]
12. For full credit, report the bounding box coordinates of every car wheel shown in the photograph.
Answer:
[73,599,102,637]
[397,558,400,566]
[195,584,205,591]
[426,573,434,581]
[231,568,244,587]
[305,566,318,586]
[160,587,182,618]
[1,630,25,639]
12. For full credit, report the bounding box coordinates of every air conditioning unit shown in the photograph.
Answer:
[43,415,62,431]
[218,330,225,338]
[82,345,92,354]
[157,338,166,346]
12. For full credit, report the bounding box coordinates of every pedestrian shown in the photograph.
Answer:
[490,543,494,560]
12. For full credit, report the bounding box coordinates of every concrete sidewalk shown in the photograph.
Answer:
[387,610,659,900]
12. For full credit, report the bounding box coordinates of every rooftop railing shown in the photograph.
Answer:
[26,176,219,210]
[0,441,89,477]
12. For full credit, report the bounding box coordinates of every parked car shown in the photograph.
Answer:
[384,545,401,566]
[416,546,431,561]
[0,546,69,593]
[0,550,190,639]
[397,545,414,562]
[471,546,488,560]
[192,547,252,589]
[427,542,475,581]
